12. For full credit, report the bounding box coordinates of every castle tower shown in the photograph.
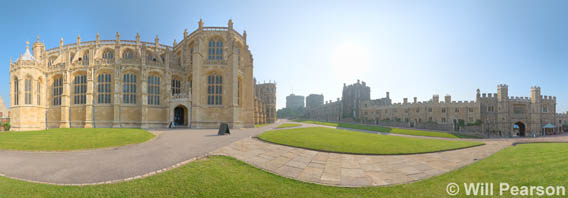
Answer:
[433,94,439,103]
[530,86,541,104]
[496,84,511,136]
[529,86,543,136]
[497,84,509,102]
[476,88,481,101]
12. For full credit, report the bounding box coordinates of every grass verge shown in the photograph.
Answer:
[276,123,302,129]
[0,128,155,151]
[295,120,480,138]
[258,127,483,154]
[1,143,567,197]
[255,123,271,128]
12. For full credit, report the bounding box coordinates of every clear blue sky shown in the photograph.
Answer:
[1,0,567,112]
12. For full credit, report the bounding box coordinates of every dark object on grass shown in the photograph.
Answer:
[218,123,230,135]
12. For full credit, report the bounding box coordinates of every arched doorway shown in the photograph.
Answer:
[174,105,188,126]
[514,122,526,137]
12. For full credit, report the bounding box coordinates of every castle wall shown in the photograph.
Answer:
[359,85,562,137]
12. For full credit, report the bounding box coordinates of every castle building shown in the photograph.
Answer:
[0,96,9,123]
[306,94,324,110]
[342,80,370,120]
[306,98,342,122]
[286,94,304,109]
[254,80,277,124]
[360,85,564,137]
[9,20,256,131]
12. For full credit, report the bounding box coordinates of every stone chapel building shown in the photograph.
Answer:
[9,20,257,131]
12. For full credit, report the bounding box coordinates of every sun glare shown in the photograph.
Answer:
[330,41,371,80]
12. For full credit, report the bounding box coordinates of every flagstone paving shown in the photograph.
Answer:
[0,119,566,186]
[212,127,568,187]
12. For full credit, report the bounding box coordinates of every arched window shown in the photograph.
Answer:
[25,78,32,105]
[238,78,242,106]
[207,74,222,105]
[188,75,193,95]
[14,78,19,105]
[37,81,41,105]
[147,53,155,63]
[70,53,75,63]
[188,75,192,89]
[48,56,57,67]
[208,39,223,60]
[73,75,87,104]
[123,73,136,104]
[82,51,89,66]
[122,49,134,60]
[52,77,62,106]
[102,49,114,64]
[148,75,160,105]
[188,42,195,65]
[97,73,112,104]
[171,78,181,96]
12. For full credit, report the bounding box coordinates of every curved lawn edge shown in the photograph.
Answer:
[275,123,302,129]
[257,127,484,155]
[294,120,484,139]
[0,128,156,152]
[254,136,485,155]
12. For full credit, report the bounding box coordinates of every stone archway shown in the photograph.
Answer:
[174,105,188,127]
[514,122,526,137]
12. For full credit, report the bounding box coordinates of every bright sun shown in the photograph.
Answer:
[330,41,371,81]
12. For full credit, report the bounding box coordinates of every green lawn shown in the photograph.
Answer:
[255,123,271,128]
[1,143,566,197]
[296,120,479,138]
[295,120,339,127]
[258,127,483,154]
[276,123,302,129]
[0,128,155,151]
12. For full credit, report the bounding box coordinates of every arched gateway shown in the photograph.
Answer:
[514,122,526,137]
[174,105,188,127]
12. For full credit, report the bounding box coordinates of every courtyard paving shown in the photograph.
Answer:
[212,123,568,187]
[0,120,566,186]
[0,124,275,185]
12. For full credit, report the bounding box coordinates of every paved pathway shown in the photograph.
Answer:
[212,122,568,187]
[0,120,566,187]
[0,123,280,185]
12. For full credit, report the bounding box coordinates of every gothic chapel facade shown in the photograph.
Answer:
[9,20,255,131]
